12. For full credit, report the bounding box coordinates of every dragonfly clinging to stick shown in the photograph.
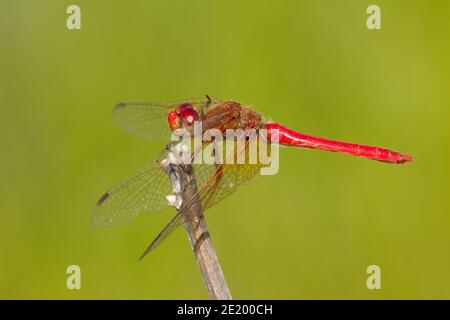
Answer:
[92,97,412,258]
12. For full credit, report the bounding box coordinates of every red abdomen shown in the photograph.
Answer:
[265,123,413,164]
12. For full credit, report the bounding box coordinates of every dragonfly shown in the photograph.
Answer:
[92,96,412,259]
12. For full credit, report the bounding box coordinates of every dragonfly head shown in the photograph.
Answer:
[168,103,200,132]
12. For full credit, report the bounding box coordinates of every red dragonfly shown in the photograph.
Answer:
[92,97,412,258]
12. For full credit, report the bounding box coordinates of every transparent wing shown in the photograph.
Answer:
[112,99,211,140]
[91,150,172,227]
[139,162,262,257]
[139,212,184,259]
[194,131,266,211]
[140,137,265,256]
[197,163,261,211]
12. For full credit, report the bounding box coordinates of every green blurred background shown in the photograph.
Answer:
[1,0,449,299]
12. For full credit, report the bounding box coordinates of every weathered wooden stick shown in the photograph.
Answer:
[177,163,232,300]
[162,144,232,300]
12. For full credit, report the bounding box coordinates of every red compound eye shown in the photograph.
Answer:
[168,110,180,131]
[177,102,193,112]
[177,103,199,125]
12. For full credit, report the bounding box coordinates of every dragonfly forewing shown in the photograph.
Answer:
[112,99,211,140]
